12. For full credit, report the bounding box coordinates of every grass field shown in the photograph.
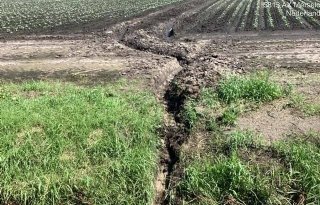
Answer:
[0,81,163,204]
[176,72,320,204]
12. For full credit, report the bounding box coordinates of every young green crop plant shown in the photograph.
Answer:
[265,1,275,29]
[253,0,261,29]
[240,0,254,30]
[228,0,247,26]
[218,0,239,21]
[277,0,290,28]
[0,0,184,33]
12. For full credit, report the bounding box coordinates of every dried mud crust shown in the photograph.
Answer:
[272,69,320,104]
[0,39,123,84]
[236,70,320,141]
[236,99,320,141]
[0,37,185,93]
[123,30,239,93]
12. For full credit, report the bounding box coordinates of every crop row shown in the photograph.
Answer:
[188,0,320,33]
[0,0,183,33]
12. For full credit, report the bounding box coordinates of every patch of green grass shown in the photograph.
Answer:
[290,93,320,116]
[275,132,320,203]
[217,72,284,104]
[181,99,199,129]
[179,155,271,205]
[220,105,241,126]
[181,73,286,130]
[177,72,319,204]
[0,81,163,205]
[227,131,261,151]
[199,88,220,108]
[179,132,272,205]
[205,119,218,132]
[179,130,320,205]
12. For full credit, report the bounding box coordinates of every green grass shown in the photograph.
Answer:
[179,131,320,205]
[220,105,241,126]
[217,72,284,104]
[275,132,320,202]
[0,81,163,204]
[178,131,272,205]
[290,93,320,116]
[181,100,198,129]
[181,72,285,129]
[179,156,270,205]
[177,72,319,204]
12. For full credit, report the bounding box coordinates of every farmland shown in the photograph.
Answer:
[0,0,320,204]
[179,0,320,33]
[0,0,183,34]
[1,0,320,34]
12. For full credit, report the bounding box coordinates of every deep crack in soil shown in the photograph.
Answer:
[121,33,194,204]
[116,27,235,204]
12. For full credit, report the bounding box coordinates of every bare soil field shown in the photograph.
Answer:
[0,0,320,204]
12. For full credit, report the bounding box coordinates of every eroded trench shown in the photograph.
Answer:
[119,30,233,204]
[122,34,191,204]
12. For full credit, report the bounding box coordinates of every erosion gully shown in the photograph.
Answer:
[161,68,190,205]
[118,29,231,204]
[120,35,189,205]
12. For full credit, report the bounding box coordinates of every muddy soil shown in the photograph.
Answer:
[0,37,185,94]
